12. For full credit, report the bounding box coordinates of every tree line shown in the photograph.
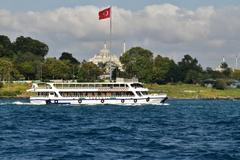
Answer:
[0,35,239,85]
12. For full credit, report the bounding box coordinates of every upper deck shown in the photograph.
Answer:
[28,82,148,92]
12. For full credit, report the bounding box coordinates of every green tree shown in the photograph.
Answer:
[0,58,13,81]
[184,70,203,84]
[13,36,48,57]
[43,58,71,80]
[231,69,240,80]
[77,61,101,82]
[120,47,153,83]
[220,62,232,77]
[59,52,79,64]
[178,54,203,83]
[213,79,227,90]
[152,55,180,83]
[18,61,43,80]
[14,52,44,80]
[0,35,15,58]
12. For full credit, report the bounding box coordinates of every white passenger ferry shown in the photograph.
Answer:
[27,78,167,105]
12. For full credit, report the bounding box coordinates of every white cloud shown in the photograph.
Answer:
[0,4,240,67]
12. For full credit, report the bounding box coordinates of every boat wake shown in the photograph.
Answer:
[13,101,37,105]
[0,101,44,106]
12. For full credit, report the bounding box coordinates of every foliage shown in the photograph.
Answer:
[42,58,71,80]
[220,62,232,77]
[184,70,203,84]
[213,80,227,90]
[145,83,240,99]
[231,69,240,80]
[0,35,14,58]
[59,52,79,64]
[120,47,153,83]
[0,83,30,97]
[0,58,13,81]
[13,36,48,57]
[204,67,224,79]
[178,54,203,82]
[77,61,101,82]
[111,67,125,80]
[152,55,180,83]
[0,34,238,86]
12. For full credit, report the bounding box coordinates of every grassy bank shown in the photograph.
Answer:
[0,83,30,97]
[1,83,240,99]
[145,83,240,99]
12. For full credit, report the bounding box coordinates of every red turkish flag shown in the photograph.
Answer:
[99,7,111,20]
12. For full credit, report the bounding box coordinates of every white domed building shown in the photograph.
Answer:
[89,43,123,71]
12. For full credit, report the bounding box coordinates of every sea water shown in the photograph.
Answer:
[0,98,240,159]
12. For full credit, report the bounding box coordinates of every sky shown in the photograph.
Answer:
[1,0,240,68]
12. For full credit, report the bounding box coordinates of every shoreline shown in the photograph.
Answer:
[0,96,239,100]
[1,83,240,100]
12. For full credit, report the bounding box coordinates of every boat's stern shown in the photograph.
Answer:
[148,93,168,104]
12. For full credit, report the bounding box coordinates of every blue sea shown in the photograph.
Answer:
[0,99,240,160]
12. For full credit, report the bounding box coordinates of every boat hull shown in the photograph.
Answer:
[30,96,168,105]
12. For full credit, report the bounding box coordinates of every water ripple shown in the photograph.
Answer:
[0,99,240,159]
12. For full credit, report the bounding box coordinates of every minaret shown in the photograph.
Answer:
[122,41,126,56]
[235,55,238,70]
[222,56,225,63]
[104,42,107,49]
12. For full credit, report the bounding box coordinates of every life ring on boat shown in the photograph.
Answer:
[121,99,125,103]
[46,99,51,104]
[101,99,104,103]
[78,99,82,104]
[54,100,58,104]
[146,97,150,102]
[134,99,137,103]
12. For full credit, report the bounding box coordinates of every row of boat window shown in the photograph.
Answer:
[59,92,135,97]
[36,83,144,89]
[53,84,129,88]
[51,83,144,88]
[36,92,137,97]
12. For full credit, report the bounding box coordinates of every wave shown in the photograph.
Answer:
[0,101,44,106]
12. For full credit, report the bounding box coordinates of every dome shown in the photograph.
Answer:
[89,44,123,70]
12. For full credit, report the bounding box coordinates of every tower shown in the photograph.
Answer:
[122,41,126,56]
[236,55,238,70]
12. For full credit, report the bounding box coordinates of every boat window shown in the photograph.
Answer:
[77,84,82,88]
[69,84,76,88]
[136,91,142,96]
[37,92,49,97]
[54,84,61,88]
[131,83,143,88]
[127,92,134,96]
[141,91,148,95]
[108,84,113,88]
[89,84,95,88]
[114,84,119,87]
[96,84,102,87]
[81,84,87,88]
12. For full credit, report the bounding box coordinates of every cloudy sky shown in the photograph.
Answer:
[1,0,240,68]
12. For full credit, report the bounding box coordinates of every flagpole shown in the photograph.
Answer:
[109,6,112,81]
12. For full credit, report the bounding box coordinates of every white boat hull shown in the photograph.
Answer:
[30,96,168,105]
